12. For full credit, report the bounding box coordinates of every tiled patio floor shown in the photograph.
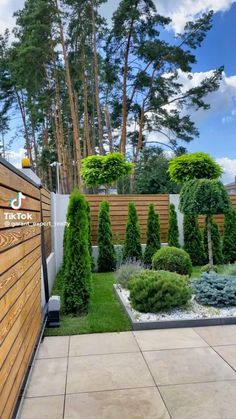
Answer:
[19,325,236,419]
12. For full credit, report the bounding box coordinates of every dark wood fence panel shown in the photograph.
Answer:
[86,194,170,244]
[0,160,42,419]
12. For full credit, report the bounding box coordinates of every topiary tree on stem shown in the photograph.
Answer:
[144,204,161,267]
[183,214,206,266]
[222,209,236,264]
[63,190,91,314]
[97,201,116,272]
[180,179,231,267]
[168,204,180,247]
[123,203,142,261]
[203,217,223,265]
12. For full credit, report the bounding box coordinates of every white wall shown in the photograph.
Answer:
[169,194,184,246]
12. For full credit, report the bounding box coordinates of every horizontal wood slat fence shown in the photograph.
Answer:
[0,159,52,419]
[86,194,170,244]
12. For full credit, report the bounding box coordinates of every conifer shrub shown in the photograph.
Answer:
[203,217,223,265]
[222,209,236,264]
[144,204,161,267]
[193,272,236,307]
[129,270,191,313]
[168,204,180,247]
[152,246,192,276]
[86,202,94,270]
[63,190,91,314]
[97,201,116,272]
[183,214,206,266]
[200,264,219,274]
[123,203,142,261]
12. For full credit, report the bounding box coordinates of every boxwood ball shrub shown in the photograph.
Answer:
[115,260,144,289]
[63,190,91,314]
[200,264,219,274]
[129,270,191,313]
[97,201,116,272]
[193,272,236,307]
[152,246,192,276]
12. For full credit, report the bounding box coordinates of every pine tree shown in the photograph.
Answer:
[168,204,180,247]
[63,190,91,314]
[97,201,116,272]
[144,204,161,267]
[183,214,206,266]
[222,209,236,264]
[204,217,223,265]
[123,203,142,261]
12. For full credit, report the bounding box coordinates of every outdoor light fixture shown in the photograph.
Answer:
[47,296,61,327]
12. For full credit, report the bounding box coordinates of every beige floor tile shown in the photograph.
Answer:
[67,352,154,394]
[26,358,67,398]
[160,380,236,419]
[69,332,139,357]
[144,347,236,385]
[37,336,69,359]
[20,395,64,419]
[214,345,236,370]
[134,328,208,351]
[64,388,170,419]
[194,325,236,346]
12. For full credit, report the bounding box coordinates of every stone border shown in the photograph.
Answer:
[114,284,236,330]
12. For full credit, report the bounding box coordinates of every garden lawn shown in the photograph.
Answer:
[45,272,131,336]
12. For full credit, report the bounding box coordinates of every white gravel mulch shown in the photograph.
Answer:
[117,285,236,322]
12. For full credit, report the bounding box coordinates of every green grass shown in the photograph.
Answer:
[45,272,131,336]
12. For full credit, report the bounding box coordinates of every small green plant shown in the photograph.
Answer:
[123,203,142,261]
[115,261,144,288]
[222,209,236,264]
[63,190,91,314]
[193,272,236,307]
[203,217,223,265]
[129,270,191,313]
[168,204,180,247]
[183,214,206,266]
[200,264,219,274]
[144,204,161,267]
[152,246,192,276]
[97,201,116,272]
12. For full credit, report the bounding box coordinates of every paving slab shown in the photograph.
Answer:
[214,345,236,370]
[159,380,236,419]
[194,325,236,346]
[37,336,70,359]
[64,388,170,419]
[20,395,64,419]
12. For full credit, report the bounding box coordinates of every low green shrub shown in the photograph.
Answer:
[200,264,219,274]
[152,246,192,276]
[193,272,236,307]
[115,261,144,289]
[129,270,191,313]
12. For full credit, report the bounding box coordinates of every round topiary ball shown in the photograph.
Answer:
[152,246,192,276]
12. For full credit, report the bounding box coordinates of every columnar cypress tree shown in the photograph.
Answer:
[86,202,94,270]
[204,217,223,265]
[123,203,142,261]
[97,201,116,272]
[168,204,180,247]
[223,209,236,263]
[183,214,206,266]
[63,190,91,314]
[144,204,161,267]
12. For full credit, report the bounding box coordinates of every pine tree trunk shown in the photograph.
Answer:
[55,0,82,188]
[15,90,33,166]
[91,1,105,155]
[207,216,214,266]
[82,63,93,156]
[104,105,113,152]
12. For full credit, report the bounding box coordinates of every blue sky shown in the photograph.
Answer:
[1,0,236,181]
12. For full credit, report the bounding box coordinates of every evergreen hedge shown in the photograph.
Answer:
[144,204,161,267]
[183,214,206,266]
[222,209,236,264]
[97,201,116,272]
[86,202,94,270]
[123,203,142,261]
[203,217,223,265]
[63,190,91,314]
[168,204,180,247]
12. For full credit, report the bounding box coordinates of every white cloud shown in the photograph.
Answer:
[217,157,236,183]
[4,147,26,168]
[157,0,236,33]
[0,0,25,35]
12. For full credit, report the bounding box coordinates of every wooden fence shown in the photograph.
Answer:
[0,159,52,419]
[198,195,236,234]
[86,194,170,244]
